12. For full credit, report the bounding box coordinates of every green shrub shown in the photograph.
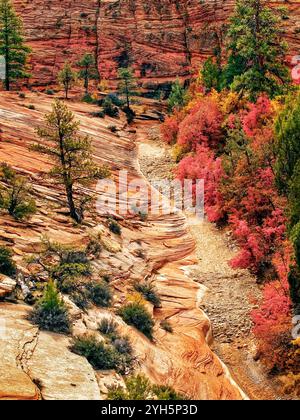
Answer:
[82,93,95,104]
[107,374,185,400]
[71,334,133,374]
[85,237,102,258]
[52,262,91,282]
[0,163,37,220]
[108,125,118,133]
[108,219,121,235]
[107,93,124,107]
[98,318,118,339]
[107,374,151,400]
[45,89,55,96]
[70,291,90,310]
[86,280,112,307]
[71,335,119,370]
[0,246,16,276]
[91,111,105,118]
[28,104,35,110]
[29,280,70,334]
[112,336,132,356]
[160,320,173,333]
[134,281,161,307]
[152,385,185,400]
[117,303,154,339]
[123,106,136,124]
[19,93,26,99]
[102,97,119,117]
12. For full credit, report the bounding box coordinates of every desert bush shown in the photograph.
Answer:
[82,93,96,104]
[107,374,151,400]
[102,97,119,117]
[108,125,118,133]
[107,374,185,400]
[70,290,90,310]
[134,281,161,307]
[0,246,16,276]
[29,280,70,334]
[91,111,105,118]
[107,93,124,107]
[71,334,133,374]
[108,219,121,235]
[0,163,37,220]
[152,384,185,400]
[160,320,173,333]
[71,335,120,370]
[52,262,91,282]
[98,318,118,339]
[112,336,132,355]
[86,280,112,307]
[117,302,154,339]
[85,236,102,258]
[123,106,135,124]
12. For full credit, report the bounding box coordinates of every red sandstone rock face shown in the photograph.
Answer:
[13,0,300,86]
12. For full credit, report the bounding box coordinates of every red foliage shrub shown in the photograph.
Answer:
[160,114,180,145]
[176,146,225,222]
[177,98,224,151]
[242,95,273,139]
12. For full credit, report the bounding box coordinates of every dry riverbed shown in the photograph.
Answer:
[136,120,287,401]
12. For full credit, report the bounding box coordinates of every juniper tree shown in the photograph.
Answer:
[34,100,110,223]
[0,0,31,91]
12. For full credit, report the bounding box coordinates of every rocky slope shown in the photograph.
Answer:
[0,91,246,400]
[13,0,299,86]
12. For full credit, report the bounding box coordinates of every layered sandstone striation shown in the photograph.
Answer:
[0,91,245,399]
[13,0,300,86]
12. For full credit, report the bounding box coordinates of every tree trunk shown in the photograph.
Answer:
[65,183,81,223]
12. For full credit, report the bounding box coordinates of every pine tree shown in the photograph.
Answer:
[225,0,290,100]
[77,53,98,94]
[0,0,31,91]
[118,67,136,109]
[275,91,300,194]
[167,78,186,112]
[201,57,221,92]
[58,61,77,100]
[34,100,110,223]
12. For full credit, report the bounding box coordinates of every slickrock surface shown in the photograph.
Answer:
[0,91,244,400]
[13,0,299,86]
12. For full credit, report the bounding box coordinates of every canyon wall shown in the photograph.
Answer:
[13,0,300,86]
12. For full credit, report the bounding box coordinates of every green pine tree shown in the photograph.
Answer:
[0,0,31,91]
[167,78,187,112]
[58,61,77,100]
[275,91,300,194]
[118,67,136,109]
[77,53,98,94]
[201,57,222,92]
[224,0,290,100]
[34,100,110,223]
